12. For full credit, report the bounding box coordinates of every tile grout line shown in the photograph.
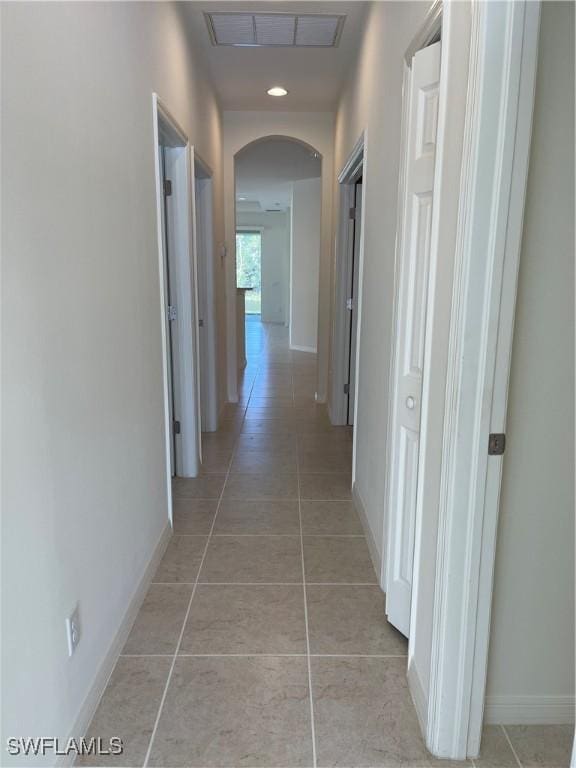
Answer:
[501,725,524,768]
[296,393,318,768]
[176,534,364,538]
[149,581,379,586]
[121,652,409,659]
[141,384,247,768]
[142,328,350,767]
[174,497,355,503]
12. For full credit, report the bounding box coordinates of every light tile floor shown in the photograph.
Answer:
[79,318,573,767]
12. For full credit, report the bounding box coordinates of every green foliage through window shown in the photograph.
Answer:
[236,231,262,314]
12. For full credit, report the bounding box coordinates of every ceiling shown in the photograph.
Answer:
[181,1,369,111]
[236,137,321,211]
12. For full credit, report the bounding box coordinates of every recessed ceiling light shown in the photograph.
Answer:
[267,86,288,97]
[238,197,246,200]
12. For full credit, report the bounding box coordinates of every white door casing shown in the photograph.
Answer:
[330,134,364,427]
[193,157,219,434]
[347,181,363,425]
[385,40,441,637]
[162,147,180,476]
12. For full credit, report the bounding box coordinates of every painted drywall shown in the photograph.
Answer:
[235,136,321,211]
[485,1,575,720]
[1,3,224,763]
[332,1,432,568]
[223,111,334,402]
[290,178,322,352]
[237,212,290,325]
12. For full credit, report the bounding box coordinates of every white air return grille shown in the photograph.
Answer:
[295,15,341,47]
[209,13,254,46]
[255,14,296,46]
[205,13,345,47]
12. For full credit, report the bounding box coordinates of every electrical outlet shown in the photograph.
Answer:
[66,605,81,657]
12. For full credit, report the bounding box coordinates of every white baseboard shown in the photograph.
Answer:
[289,343,317,353]
[407,659,428,735]
[351,482,382,581]
[484,695,575,725]
[56,521,172,767]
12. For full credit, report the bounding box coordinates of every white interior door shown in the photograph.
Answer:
[386,40,441,637]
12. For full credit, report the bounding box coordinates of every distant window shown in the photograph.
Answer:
[236,231,262,315]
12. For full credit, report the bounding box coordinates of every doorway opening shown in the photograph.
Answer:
[236,230,262,315]
[346,177,363,426]
[152,94,201,488]
[331,135,365,428]
[233,137,322,380]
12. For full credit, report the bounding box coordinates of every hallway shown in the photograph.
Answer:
[2,2,574,765]
[76,318,558,768]
[81,319,414,767]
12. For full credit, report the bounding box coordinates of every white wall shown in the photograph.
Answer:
[1,3,224,762]
[237,212,290,325]
[223,111,334,401]
[332,0,432,567]
[290,178,322,352]
[485,1,575,722]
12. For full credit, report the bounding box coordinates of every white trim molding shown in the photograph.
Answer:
[352,482,381,579]
[337,133,365,186]
[484,696,575,726]
[422,1,541,759]
[407,660,428,735]
[192,157,219,434]
[289,343,317,354]
[404,0,442,64]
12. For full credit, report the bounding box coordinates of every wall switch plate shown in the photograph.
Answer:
[66,606,81,657]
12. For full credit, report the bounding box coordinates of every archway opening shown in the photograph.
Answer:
[234,136,322,383]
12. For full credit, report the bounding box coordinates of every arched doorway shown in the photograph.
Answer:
[232,136,323,401]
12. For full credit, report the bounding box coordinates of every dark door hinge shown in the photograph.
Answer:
[349,207,356,220]
[164,179,172,197]
[344,383,350,395]
[488,433,506,455]
[173,420,181,435]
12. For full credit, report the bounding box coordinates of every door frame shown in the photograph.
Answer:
[379,0,541,759]
[330,133,365,430]
[424,2,540,756]
[152,93,201,494]
[191,150,218,435]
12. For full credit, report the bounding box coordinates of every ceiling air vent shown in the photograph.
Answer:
[295,15,342,47]
[205,12,345,48]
